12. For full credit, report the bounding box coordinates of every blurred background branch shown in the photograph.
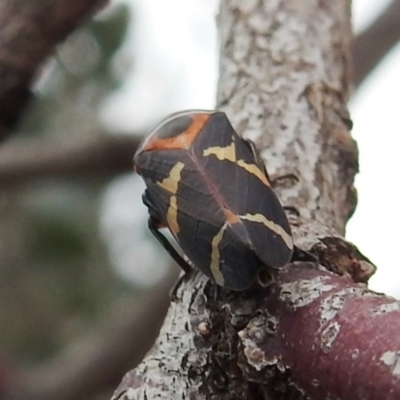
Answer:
[0,0,109,141]
[353,0,400,88]
[8,269,177,400]
[0,133,140,187]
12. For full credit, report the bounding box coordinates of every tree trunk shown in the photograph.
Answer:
[112,1,400,399]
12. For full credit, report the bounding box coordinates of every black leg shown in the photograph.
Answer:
[148,218,192,301]
[143,189,193,274]
[147,216,192,274]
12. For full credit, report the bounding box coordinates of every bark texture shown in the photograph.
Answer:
[112,1,400,399]
[217,0,357,240]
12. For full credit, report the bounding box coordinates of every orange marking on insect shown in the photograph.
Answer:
[224,208,240,225]
[143,114,210,151]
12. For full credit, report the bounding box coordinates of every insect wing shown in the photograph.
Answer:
[235,136,293,267]
[193,112,293,268]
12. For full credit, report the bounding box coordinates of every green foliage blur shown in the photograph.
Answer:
[0,3,134,369]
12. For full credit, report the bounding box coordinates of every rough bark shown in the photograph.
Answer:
[112,1,400,399]
[0,0,108,141]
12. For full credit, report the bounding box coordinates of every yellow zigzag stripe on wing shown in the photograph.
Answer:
[203,142,236,161]
[203,143,270,186]
[167,196,179,235]
[156,162,185,194]
[210,223,227,286]
[236,160,270,186]
[240,213,293,250]
[157,162,185,235]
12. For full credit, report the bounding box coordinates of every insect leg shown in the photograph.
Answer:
[147,216,192,274]
[143,190,192,274]
[145,214,193,300]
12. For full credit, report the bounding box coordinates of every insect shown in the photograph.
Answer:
[134,110,294,291]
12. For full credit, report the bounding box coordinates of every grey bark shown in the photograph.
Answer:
[112,1,400,399]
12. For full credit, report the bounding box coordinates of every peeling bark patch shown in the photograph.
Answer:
[319,285,379,308]
[317,286,373,324]
[351,348,359,359]
[239,331,280,372]
[319,293,345,325]
[238,315,281,371]
[320,321,340,353]
[380,351,400,376]
[371,302,400,316]
[248,314,278,338]
[197,321,211,337]
[280,276,334,308]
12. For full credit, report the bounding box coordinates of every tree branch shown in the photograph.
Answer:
[240,265,400,399]
[112,0,400,399]
[115,263,400,399]
[0,133,140,187]
[354,0,400,88]
[0,0,108,141]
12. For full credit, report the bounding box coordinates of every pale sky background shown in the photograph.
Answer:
[101,0,400,296]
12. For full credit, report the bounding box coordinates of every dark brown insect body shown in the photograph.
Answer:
[134,110,293,290]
